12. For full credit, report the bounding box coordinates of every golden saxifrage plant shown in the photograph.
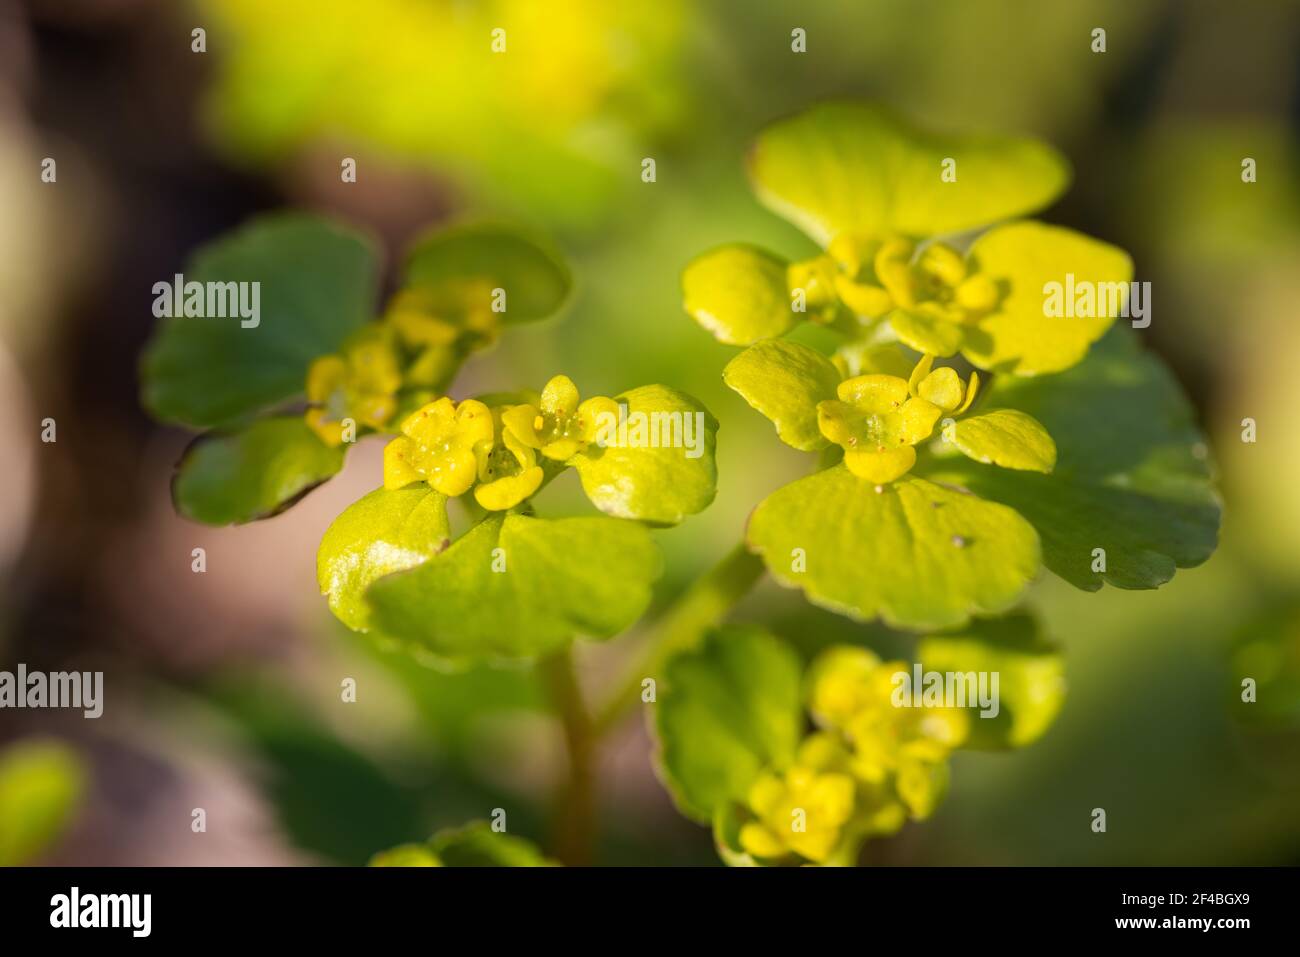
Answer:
[140,103,1220,867]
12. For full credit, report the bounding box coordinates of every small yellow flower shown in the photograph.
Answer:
[906,353,980,416]
[817,354,980,483]
[826,233,899,316]
[817,375,941,483]
[818,232,1002,326]
[382,397,494,496]
[473,409,545,511]
[305,335,403,446]
[738,734,858,864]
[501,375,619,462]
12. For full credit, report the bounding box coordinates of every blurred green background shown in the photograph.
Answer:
[1,0,1297,865]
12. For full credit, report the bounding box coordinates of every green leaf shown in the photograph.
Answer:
[654,626,803,823]
[747,467,1041,630]
[0,740,85,866]
[369,822,554,867]
[207,682,425,865]
[723,340,840,451]
[368,844,442,867]
[917,614,1066,750]
[950,409,1057,473]
[403,223,571,322]
[318,486,451,631]
[923,326,1220,590]
[173,417,345,525]
[428,822,553,866]
[747,102,1070,246]
[681,244,796,345]
[962,221,1133,376]
[142,214,378,428]
[712,803,762,868]
[366,513,661,660]
[1230,605,1300,731]
[570,385,718,525]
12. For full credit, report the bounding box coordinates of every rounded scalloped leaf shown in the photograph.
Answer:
[917,613,1066,750]
[746,467,1041,630]
[570,385,717,525]
[429,822,553,867]
[369,822,554,867]
[681,244,796,345]
[923,326,1220,592]
[653,626,803,823]
[318,486,451,631]
[962,221,1133,376]
[365,513,661,660]
[402,222,571,322]
[712,803,762,868]
[747,101,1071,246]
[141,214,379,429]
[172,417,345,525]
[723,339,840,451]
[950,409,1057,473]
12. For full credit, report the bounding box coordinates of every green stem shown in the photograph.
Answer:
[592,542,765,734]
[541,649,597,866]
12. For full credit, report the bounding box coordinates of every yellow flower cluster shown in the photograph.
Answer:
[304,279,503,447]
[501,375,619,464]
[737,646,969,865]
[304,332,403,446]
[816,353,979,483]
[789,233,1001,326]
[382,375,617,512]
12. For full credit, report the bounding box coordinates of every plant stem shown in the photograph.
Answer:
[592,541,765,734]
[541,649,597,866]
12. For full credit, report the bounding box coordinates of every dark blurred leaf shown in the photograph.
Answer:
[208,685,423,865]
[173,417,345,525]
[142,214,378,428]
[403,223,571,323]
